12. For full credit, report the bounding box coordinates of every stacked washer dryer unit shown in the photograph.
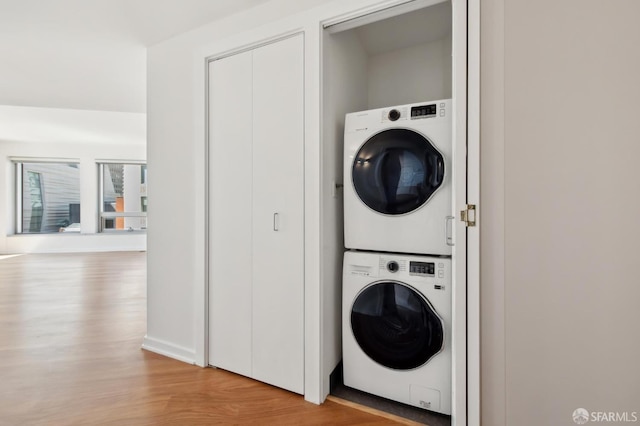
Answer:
[342,100,453,415]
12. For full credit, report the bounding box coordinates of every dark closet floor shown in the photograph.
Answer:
[330,364,451,426]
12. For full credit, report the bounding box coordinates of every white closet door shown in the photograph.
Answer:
[251,34,304,394]
[208,50,253,377]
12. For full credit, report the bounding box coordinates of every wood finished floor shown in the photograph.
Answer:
[0,252,405,425]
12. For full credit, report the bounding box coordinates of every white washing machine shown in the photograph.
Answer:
[344,99,453,256]
[342,250,451,415]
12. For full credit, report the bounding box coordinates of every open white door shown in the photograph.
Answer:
[452,1,480,425]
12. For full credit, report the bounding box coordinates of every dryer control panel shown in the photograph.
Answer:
[409,261,435,276]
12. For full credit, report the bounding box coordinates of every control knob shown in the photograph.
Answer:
[388,109,401,121]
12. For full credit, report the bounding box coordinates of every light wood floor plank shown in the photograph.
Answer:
[0,252,402,425]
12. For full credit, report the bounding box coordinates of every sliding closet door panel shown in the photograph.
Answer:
[208,51,253,377]
[251,34,304,394]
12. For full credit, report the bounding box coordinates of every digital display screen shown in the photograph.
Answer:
[410,104,437,118]
[409,261,435,275]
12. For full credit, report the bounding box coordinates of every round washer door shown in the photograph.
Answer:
[350,281,444,370]
[352,128,445,215]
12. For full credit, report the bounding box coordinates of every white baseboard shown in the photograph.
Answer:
[141,335,197,365]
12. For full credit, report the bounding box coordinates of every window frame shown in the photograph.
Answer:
[97,160,147,233]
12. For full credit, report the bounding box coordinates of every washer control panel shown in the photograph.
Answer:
[411,103,437,118]
[345,252,451,292]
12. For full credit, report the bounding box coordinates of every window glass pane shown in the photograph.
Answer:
[101,163,147,231]
[21,163,80,233]
[101,216,146,231]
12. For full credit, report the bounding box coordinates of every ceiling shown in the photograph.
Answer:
[0,0,272,113]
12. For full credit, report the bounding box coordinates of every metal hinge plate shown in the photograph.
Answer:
[460,204,477,227]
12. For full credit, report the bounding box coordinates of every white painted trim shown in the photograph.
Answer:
[322,0,446,32]
[141,336,197,365]
[467,1,481,424]
[95,159,146,164]
[316,19,329,405]
[194,41,209,370]
[304,21,323,405]
[205,30,305,63]
[193,40,208,369]
[5,233,146,254]
[452,0,468,424]
[9,157,80,163]
[15,162,22,234]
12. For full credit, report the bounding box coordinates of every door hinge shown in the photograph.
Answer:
[460,204,477,227]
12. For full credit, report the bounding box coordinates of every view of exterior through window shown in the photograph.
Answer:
[14,160,147,234]
[100,163,147,232]
[19,162,81,234]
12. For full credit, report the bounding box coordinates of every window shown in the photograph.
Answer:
[15,161,81,234]
[99,162,147,232]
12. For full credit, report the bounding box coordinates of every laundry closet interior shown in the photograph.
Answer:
[322,1,456,424]
[207,0,463,424]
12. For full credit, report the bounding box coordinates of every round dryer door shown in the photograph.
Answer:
[350,281,444,370]
[352,128,445,215]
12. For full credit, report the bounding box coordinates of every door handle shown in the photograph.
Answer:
[273,213,279,231]
[446,216,454,246]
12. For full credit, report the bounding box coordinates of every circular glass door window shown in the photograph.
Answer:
[352,128,445,215]
[351,281,444,370]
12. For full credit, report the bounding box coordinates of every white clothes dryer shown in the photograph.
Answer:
[344,100,453,256]
[342,250,452,415]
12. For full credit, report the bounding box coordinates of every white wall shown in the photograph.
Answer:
[0,106,146,254]
[481,0,640,425]
[479,0,505,424]
[367,37,451,108]
[321,28,369,393]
